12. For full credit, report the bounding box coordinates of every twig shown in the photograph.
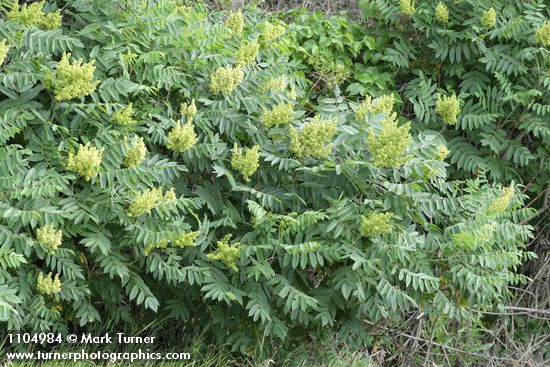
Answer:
[471,306,550,320]
[422,315,438,367]
[520,186,550,225]
[505,306,550,316]
[364,320,520,363]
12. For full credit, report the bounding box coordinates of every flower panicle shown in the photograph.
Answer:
[128,187,176,218]
[481,7,497,28]
[47,53,99,101]
[262,76,286,93]
[435,2,449,24]
[435,144,450,161]
[113,103,136,126]
[225,11,244,35]
[400,0,415,17]
[289,115,337,159]
[487,184,514,215]
[36,272,61,295]
[180,99,197,122]
[231,144,260,182]
[436,93,460,125]
[166,121,197,152]
[66,143,103,181]
[236,38,260,66]
[206,234,243,272]
[355,94,395,122]
[210,65,244,95]
[123,136,147,168]
[260,102,294,128]
[366,105,412,168]
[36,224,62,254]
[144,231,199,256]
[173,231,199,248]
[360,212,393,237]
[536,20,550,47]
[262,21,286,45]
[0,39,11,65]
[7,1,62,29]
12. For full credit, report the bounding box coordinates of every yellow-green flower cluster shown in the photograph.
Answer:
[144,231,199,255]
[260,102,294,128]
[7,1,43,26]
[163,188,176,202]
[113,103,136,126]
[400,0,415,17]
[435,144,450,161]
[487,185,514,215]
[424,166,440,180]
[66,143,103,181]
[355,98,371,122]
[231,144,260,182]
[373,94,396,114]
[40,10,62,30]
[209,65,244,95]
[173,231,199,248]
[36,224,62,254]
[128,187,175,217]
[435,2,449,23]
[206,234,243,272]
[453,224,496,250]
[360,212,393,237]
[481,7,496,28]
[129,188,164,217]
[36,272,61,295]
[535,21,550,47]
[262,21,285,44]
[262,76,286,92]
[367,113,412,168]
[144,240,168,256]
[166,122,197,152]
[236,39,260,66]
[359,94,412,168]
[355,94,395,121]
[175,5,190,14]
[180,99,197,122]
[0,39,10,65]
[47,53,99,101]
[225,11,244,35]
[436,94,460,125]
[123,137,147,168]
[289,116,337,159]
[7,1,62,29]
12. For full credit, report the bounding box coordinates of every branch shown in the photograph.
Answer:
[471,306,550,321]
[364,320,519,363]
[520,186,550,225]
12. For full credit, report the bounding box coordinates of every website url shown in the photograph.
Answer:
[6,349,191,363]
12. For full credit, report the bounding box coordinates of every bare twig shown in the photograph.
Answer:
[422,315,438,367]
[364,320,519,363]
[520,186,550,225]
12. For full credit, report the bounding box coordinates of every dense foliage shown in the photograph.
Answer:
[0,0,544,365]
[283,0,549,215]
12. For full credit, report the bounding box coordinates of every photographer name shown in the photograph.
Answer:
[80,333,155,344]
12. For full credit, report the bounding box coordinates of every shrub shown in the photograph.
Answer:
[281,1,548,223]
[0,0,535,360]
[365,0,549,212]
